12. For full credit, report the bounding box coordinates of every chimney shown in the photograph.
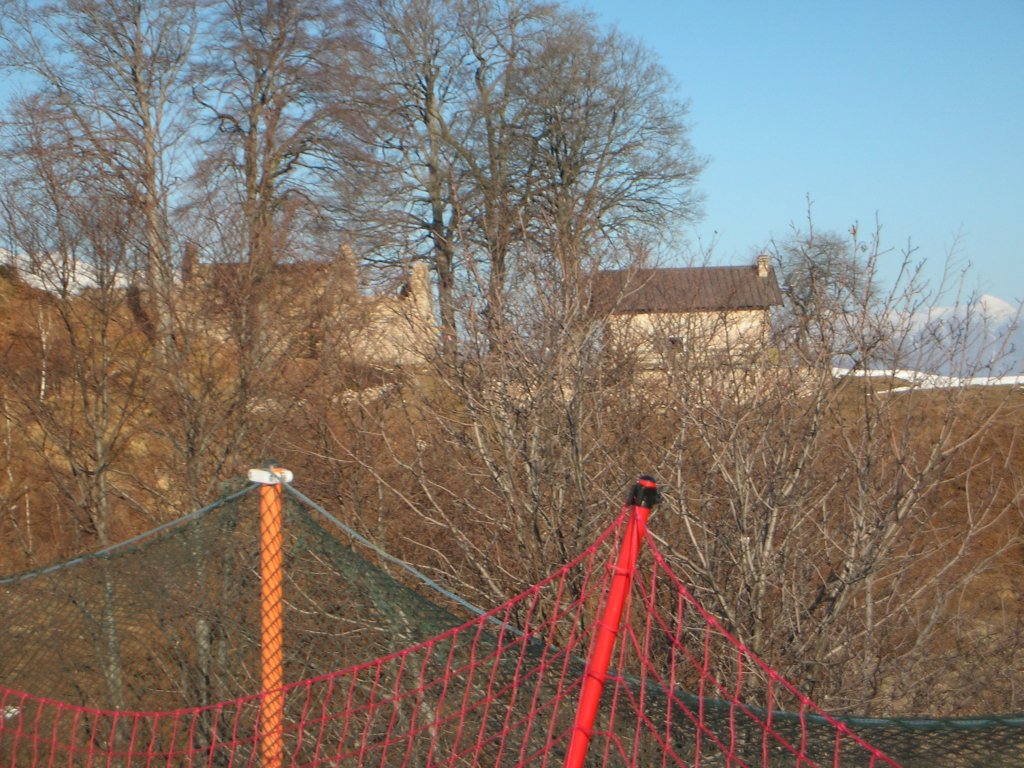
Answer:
[182,241,198,284]
[756,253,770,278]
[336,242,359,295]
[408,260,432,313]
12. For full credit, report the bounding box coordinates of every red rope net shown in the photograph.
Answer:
[0,498,898,767]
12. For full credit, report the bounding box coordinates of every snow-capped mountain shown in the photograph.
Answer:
[923,293,1017,325]
[976,293,1019,324]
[909,293,1024,375]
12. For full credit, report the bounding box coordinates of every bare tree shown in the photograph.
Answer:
[769,206,880,361]
[181,0,353,474]
[516,15,703,313]
[0,0,199,354]
[0,96,159,710]
[284,0,702,618]
[295,216,1024,718]
[341,0,468,354]
[2,0,1015,724]
[344,0,702,354]
[442,0,554,347]
[629,228,1024,716]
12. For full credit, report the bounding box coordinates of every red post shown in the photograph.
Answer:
[249,466,293,768]
[564,476,659,768]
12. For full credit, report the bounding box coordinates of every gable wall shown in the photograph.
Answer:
[606,308,771,367]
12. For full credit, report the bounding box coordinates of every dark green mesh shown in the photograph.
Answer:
[1,484,1021,766]
[626,688,1024,767]
[0,485,463,712]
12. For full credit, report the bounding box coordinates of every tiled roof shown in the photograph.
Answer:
[593,265,783,314]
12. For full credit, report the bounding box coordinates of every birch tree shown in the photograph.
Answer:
[0,96,155,711]
[0,0,198,354]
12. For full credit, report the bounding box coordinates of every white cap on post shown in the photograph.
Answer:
[248,467,294,485]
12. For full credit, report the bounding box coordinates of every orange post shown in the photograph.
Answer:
[249,466,293,768]
[564,476,659,768]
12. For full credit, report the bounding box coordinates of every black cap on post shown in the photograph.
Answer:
[627,475,660,510]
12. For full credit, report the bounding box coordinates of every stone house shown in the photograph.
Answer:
[351,260,436,368]
[592,255,784,368]
[184,253,436,369]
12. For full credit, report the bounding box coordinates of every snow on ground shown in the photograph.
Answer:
[1,248,132,293]
[833,367,1024,392]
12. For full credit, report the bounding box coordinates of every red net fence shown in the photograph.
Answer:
[0,479,1020,767]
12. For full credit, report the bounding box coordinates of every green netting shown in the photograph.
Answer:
[0,483,464,713]
[1,483,1021,767]
[829,713,1024,767]
[634,689,1024,767]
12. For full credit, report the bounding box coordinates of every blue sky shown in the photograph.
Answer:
[2,1,1020,303]
[575,0,1024,303]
